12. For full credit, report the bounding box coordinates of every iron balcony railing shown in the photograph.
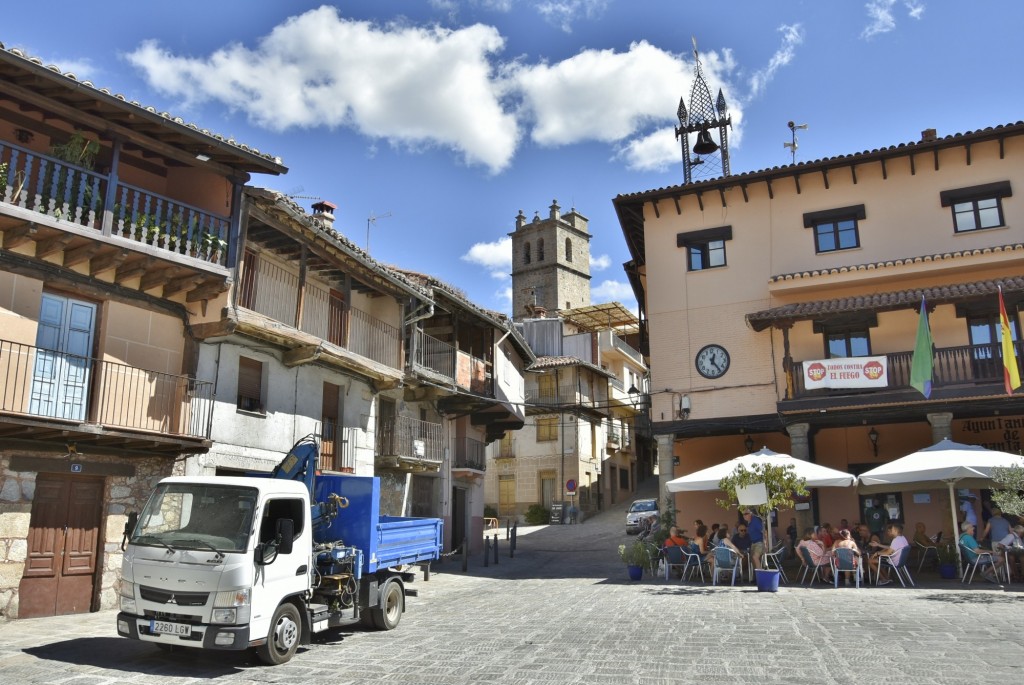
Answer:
[0,141,230,266]
[376,414,443,463]
[497,438,516,458]
[413,329,456,379]
[0,339,213,439]
[789,342,1024,398]
[318,419,356,472]
[453,437,487,471]
[237,260,402,370]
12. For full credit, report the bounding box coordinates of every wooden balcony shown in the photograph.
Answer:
[0,338,212,454]
[375,414,443,471]
[236,256,402,371]
[0,140,231,302]
[784,342,1023,411]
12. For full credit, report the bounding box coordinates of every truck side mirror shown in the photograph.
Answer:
[276,518,295,555]
[121,512,139,551]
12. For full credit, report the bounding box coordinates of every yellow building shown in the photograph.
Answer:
[615,121,1023,538]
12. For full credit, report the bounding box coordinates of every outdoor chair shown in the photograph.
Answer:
[875,546,914,587]
[959,540,997,584]
[798,546,829,586]
[663,545,688,581]
[679,547,707,583]
[711,546,741,586]
[915,541,938,573]
[763,541,789,584]
[832,547,861,588]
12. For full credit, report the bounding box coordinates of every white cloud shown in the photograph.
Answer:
[616,126,680,172]
[535,0,610,33]
[125,6,519,173]
[862,1,925,39]
[591,279,636,304]
[496,286,513,306]
[589,254,611,271]
[462,236,512,279]
[748,24,804,99]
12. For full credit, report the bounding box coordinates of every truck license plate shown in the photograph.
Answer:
[150,619,192,637]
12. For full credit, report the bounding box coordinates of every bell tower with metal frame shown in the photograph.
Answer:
[676,40,732,185]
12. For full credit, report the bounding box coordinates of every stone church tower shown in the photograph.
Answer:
[509,200,591,320]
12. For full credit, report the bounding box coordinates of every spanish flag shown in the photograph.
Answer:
[999,286,1021,394]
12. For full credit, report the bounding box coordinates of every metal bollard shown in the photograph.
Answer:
[506,520,510,540]
[511,522,517,553]
[483,537,490,567]
[494,534,499,564]
[423,562,431,581]
[461,537,468,573]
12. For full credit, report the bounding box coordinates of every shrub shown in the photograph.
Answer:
[525,504,549,525]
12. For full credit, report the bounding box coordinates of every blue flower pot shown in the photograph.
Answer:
[627,564,643,581]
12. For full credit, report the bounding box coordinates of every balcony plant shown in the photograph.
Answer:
[199,231,228,262]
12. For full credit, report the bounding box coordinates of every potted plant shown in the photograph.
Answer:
[717,462,808,592]
[618,539,655,581]
[936,543,959,579]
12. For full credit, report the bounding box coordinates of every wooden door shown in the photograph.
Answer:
[498,475,516,518]
[19,474,104,618]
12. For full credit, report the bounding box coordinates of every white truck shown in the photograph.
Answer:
[116,437,443,665]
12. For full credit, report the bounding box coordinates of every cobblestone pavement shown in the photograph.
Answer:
[1,487,1023,684]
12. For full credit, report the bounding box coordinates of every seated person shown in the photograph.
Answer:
[913,522,938,548]
[832,529,861,584]
[818,523,834,549]
[796,528,832,581]
[960,521,1004,583]
[982,506,1012,546]
[731,523,753,555]
[706,527,742,566]
[690,525,708,556]
[663,526,688,548]
[996,524,1024,582]
[869,523,909,586]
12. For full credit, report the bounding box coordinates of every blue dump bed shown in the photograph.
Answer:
[313,474,443,574]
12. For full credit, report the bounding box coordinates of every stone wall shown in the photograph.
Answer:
[0,449,181,619]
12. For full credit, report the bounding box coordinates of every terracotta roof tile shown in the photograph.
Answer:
[746,276,1024,332]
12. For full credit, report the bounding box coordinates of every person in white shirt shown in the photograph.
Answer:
[959,497,978,527]
[870,523,909,586]
[996,524,1024,582]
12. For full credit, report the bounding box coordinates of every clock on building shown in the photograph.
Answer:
[695,344,730,379]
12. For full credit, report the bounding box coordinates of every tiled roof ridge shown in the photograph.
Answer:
[0,41,284,167]
[746,274,1024,330]
[247,188,431,298]
[390,266,518,326]
[615,120,1024,200]
[769,242,1024,283]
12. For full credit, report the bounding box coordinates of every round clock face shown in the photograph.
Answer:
[695,344,730,379]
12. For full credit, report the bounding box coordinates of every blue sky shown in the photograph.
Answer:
[5,1,1023,315]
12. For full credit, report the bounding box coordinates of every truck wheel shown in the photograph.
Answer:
[369,580,403,630]
[257,602,301,665]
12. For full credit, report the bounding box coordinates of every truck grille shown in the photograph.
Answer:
[140,586,210,607]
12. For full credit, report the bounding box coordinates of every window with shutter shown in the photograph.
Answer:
[237,357,264,413]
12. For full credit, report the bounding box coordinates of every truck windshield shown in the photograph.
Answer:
[132,483,258,554]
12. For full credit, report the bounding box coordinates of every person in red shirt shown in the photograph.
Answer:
[663,526,687,548]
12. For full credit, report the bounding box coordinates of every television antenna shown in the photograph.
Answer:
[366,211,392,254]
[784,120,808,164]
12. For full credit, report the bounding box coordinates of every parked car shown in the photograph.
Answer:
[626,498,659,534]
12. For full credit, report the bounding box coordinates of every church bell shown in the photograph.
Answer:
[692,129,719,155]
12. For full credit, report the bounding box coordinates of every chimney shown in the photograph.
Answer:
[920,128,937,143]
[311,200,337,229]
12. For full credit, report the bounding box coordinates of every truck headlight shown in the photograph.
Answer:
[212,588,251,625]
[119,580,137,614]
[214,588,250,607]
